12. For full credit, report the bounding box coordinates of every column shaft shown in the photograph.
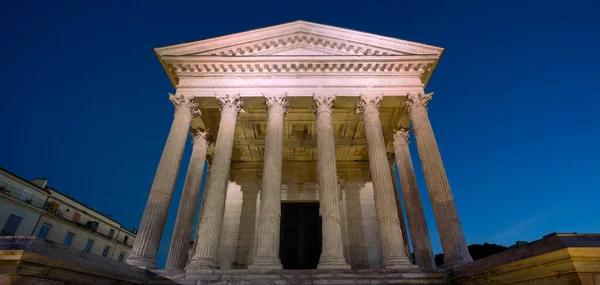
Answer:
[165,130,209,270]
[357,94,413,269]
[406,93,472,267]
[313,94,350,269]
[389,160,411,258]
[187,94,243,269]
[127,94,199,269]
[393,129,436,269]
[249,93,288,270]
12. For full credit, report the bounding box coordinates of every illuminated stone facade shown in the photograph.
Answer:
[127,21,472,273]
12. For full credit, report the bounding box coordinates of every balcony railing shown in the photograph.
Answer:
[0,180,48,209]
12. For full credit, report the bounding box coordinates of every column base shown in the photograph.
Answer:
[318,256,351,270]
[186,257,219,269]
[442,254,473,268]
[248,256,283,271]
[382,256,416,269]
[125,254,158,270]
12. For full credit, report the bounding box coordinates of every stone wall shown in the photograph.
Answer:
[216,181,382,269]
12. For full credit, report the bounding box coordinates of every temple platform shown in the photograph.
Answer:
[151,268,449,285]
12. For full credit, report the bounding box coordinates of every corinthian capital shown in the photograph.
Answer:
[215,93,244,116]
[312,93,336,115]
[356,93,383,116]
[190,128,209,147]
[393,128,411,146]
[263,92,289,116]
[404,93,433,116]
[169,93,201,118]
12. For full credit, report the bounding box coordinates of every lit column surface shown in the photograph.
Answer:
[356,93,413,269]
[187,93,244,269]
[313,93,351,269]
[249,93,288,270]
[127,94,200,269]
[393,128,436,269]
[405,93,472,267]
[165,129,209,270]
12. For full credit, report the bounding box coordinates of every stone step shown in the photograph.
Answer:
[150,269,450,285]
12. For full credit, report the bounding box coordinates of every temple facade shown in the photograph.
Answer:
[127,21,473,272]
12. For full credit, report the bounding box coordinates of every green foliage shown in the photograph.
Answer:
[434,243,509,267]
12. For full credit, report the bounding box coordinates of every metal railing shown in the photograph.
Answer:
[0,180,48,209]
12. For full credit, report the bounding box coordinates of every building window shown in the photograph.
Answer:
[108,229,115,238]
[118,251,126,262]
[63,232,75,246]
[123,235,129,244]
[102,245,111,257]
[84,239,94,253]
[0,214,23,236]
[37,223,52,239]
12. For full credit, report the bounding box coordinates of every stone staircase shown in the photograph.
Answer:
[150,268,450,285]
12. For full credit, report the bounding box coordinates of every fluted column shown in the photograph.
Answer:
[165,129,210,270]
[388,155,411,259]
[393,129,436,269]
[248,93,288,270]
[313,94,350,269]
[127,94,200,269]
[405,93,472,267]
[187,93,244,269]
[356,94,413,269]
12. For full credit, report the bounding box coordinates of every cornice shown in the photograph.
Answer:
[165,58,436,80]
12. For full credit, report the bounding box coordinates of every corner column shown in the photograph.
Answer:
[356,94,413,269]
[405,93,472,267]
[165,129,209,270]
[313,94,350,269]
[249,93,288,270]
[392,129,436,269]
[187,93,244,269]
[127,94,200,269]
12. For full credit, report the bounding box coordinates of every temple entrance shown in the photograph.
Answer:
[279,202,322,269]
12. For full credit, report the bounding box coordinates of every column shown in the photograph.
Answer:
[313,93,351,269]
[404,93,472,267]
[127,94,200,269]
[392,129,436,269]
[187,93,244,269]
[356,93,413,269]
[388,155,411,259]
[165,129,209,270]
[249,93,288,270]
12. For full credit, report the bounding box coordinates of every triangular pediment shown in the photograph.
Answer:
[155,21,444,57]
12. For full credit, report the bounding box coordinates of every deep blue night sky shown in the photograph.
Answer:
[1,0,598,268]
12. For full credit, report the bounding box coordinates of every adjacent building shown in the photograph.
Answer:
[0,166,136,262]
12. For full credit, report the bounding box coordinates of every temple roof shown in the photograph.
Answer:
[154,20,444,87]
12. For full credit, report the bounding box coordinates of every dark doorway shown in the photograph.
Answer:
[279,203,322,269]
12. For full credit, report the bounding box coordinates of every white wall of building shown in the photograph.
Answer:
[0,168,135,263]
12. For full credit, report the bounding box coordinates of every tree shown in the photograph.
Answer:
[434,243,509,267]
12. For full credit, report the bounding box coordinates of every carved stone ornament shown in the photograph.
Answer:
[169,93,201,117]
[215,93,244,116]
[404,93,433,115]
[393,128,411,146]
[190,128,209,146]
[312,93,336,115]
[356,93,383,116]
[263,92,289,116]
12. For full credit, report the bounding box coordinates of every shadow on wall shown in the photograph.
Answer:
[233,184,259,268]
[345,183,368,269]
